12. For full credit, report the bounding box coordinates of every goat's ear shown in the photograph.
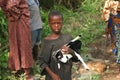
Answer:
[69,40,82,50]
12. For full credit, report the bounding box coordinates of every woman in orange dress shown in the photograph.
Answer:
[102,0,120,77]
[0,0,34,79]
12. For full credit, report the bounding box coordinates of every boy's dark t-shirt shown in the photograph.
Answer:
[39,34,77,80]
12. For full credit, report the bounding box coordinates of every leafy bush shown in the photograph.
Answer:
[39,0,83,10]
[0,9,8,43]
[0,9,9,80]
[80,0,104,13]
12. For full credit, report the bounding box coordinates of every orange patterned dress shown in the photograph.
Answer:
[102,0,119,21]
[102,0,120,63]
[0,0,34,70]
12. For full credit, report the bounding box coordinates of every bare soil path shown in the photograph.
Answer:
[85,34,120,80]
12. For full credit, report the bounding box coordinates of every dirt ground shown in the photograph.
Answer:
[83,34,120,80]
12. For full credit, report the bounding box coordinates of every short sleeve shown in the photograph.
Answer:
[39,39,53,75]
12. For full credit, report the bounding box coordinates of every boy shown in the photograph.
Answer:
[39,10,79,80]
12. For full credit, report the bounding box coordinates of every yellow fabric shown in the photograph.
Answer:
[117,5,120,11]
[102,0,119,21]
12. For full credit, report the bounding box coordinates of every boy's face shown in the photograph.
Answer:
[49,15,63,34]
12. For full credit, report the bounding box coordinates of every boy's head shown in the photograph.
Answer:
[48,10,63,22]
[48,10,63,34]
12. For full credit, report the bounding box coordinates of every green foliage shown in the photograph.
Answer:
[0,9,8,44]
[39,0,82,10]
[3,72,25,80]
[0,9,9,80]
[80,0,105,13]
[0,8,9,68]
[81,74,100,80]
[40,8,51,39]
[0,50,8,68]
[90,74,100,80]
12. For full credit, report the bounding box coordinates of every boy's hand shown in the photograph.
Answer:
[61,45,69,54]
[45,67,61,80]
[51,73,61,80]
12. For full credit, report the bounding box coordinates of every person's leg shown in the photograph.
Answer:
[31,29,42,60]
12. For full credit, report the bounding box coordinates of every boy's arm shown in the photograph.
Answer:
[45,67,61,80]
[39,40,61,80]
